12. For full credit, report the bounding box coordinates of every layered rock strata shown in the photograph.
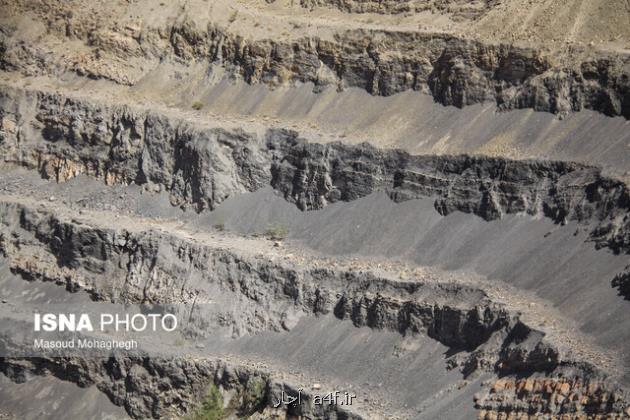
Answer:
[1,3,629,117]
[2,87,630,254]
[0,194,627,418]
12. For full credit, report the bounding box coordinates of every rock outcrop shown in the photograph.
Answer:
[1,5,630,118]
[3,87,630,255]
[1,3,630,418]
[477,377,630,420]
[297,0,500,18]
[612,267,630,300]
[0,355,362,419]
[0,196,519,349]
[0,194,627,418]
[269,133,630,254]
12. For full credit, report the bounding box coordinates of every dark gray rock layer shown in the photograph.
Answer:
[3,87,630,255]
[0,355,362,420]
[1,13,630,118]
[0,196,627,418]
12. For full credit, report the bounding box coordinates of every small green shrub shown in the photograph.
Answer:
[191,384,224,420]
[240,376,267,415]
[265,222,289,241]
[192,101,204,110]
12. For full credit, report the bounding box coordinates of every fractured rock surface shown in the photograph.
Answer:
[0,0,630,419]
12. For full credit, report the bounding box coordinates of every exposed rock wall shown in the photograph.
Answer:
[1,11,630,118]
[3,87,630,254]
[164,25,630,117]
[268,133,630,253]
[0,196,627,418]
[0,195,576,378]
[477,377,630,420]
[298,0,501,19]
[612,266,630,300]
[0,197,513,352]
[0,355,361,419]
[0,87,271,212]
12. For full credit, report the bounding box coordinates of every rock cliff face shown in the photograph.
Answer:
[3,87,630,255]
[1,8,630,118]
[94,27,630,117]
[612,267,630,300]
[477,377,630,420]
[0,355,361,420]
[269,134,630,254]
[2,2,630,418]
[293,0,500,18]
[0,87,271,212]
[0,195,627,419]
[0,197,518,349]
